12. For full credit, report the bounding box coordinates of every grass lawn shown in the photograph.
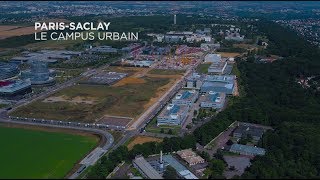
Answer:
[11,76,171,122]
[196,63,211,74]
[0,126,98,179]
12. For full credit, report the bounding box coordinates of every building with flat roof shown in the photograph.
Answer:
[0,62,20,80]
[172,90,198,106]
[230,144,266,156]
[208,60,227,74]
[90,46,118,53]
[233,124,265,142]
[163,155,198,179]
[200,75,236,95]
[176,149,205,166]
[200,92,226,109]
[204,54,221,63]
[157,104,189,126]
[0,80,31,96]
[132,156,163,179]
[185,73,203,90]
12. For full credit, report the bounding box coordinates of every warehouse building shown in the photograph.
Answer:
[200,92,226,109]
[172,90,198,106]
[133,156,163,179]
[229,144,266,156]
[157,104,189,126]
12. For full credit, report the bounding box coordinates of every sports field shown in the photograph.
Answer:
[0,125,98,179]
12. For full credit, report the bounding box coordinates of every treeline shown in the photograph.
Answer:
[86,135,196,179]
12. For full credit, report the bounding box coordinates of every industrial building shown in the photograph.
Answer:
[233,124,265,142]
[0,62,20,80]
[229,144,266,156]
[162,155,198,179]
[0,80,32,96]
[89,46,118,53]
[204,54,221,63]
[132,156,163,179]
[21,60,55,86]
[200,92,226,109]
[200,75,236,95]
[157,104,189,126]
[11,50,82,64]
[185,73,203,90]
[207,60,228,74]
[172,90,198,106]
[176,149,205,166]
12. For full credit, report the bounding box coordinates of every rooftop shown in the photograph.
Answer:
[174,90,197,101]
[158,104,189,118]
[133,156,163,179]
[230,144,266,156]
[234,125,264,138]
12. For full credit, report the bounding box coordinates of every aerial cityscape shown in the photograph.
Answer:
[0,1,319,179]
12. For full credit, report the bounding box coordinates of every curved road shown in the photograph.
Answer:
[0,110,114,179]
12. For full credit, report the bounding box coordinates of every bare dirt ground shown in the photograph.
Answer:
[0,26,42,39]
[218,52,241,58]
[127,135,163,150]
[43,95,97,105]
[98,115,133,127]
[112,77,146,87]
[223,155,252,179]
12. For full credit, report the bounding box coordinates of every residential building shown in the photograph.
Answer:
[157,104,189,126]
[132,156,163,179]
[200,92,226,109]
[230,144,266,156]
[172,90,198,106]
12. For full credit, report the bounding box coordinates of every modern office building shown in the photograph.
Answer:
[204,54,221,63]
[157,104,189,126]
[0,62,20,80]
[21,60,55,86]
[185,73,203,89]
[200,92,226,109]
[200,75,236,95]
[162,155,198,179]
[0,80,31,96]
[172,90,198,106]
[207,60,227,74]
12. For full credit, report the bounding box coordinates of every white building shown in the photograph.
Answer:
[204,54,222,63]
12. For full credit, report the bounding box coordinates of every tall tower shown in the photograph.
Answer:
[174,14,176,25]
[159,150,164,170]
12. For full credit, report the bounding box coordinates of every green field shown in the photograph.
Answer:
[196,63,211,74]
[11,76,170,122]
[0,126,98,179]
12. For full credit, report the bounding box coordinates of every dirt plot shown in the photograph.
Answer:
[43,95,97,105]
[98,115,132,127]
[127,136,163,150]
[218,52,241,58]
[113,77,146,87]
[0,26,42,40]
[0,26,21,32]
